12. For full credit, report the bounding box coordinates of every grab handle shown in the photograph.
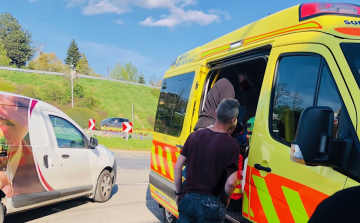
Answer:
[254,163,271,173]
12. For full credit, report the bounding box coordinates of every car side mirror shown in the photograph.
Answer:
[90,137,98,148]
[290,106,334,166]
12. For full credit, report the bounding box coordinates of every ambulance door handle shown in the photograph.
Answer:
[176,144,183,150]
[254,163,271,173]
[62,154,70,159]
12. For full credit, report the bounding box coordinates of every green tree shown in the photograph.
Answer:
[0,41,11,66]
[28,52,69,73]
[138,73,145,84]
[110,62,139,82]
[76,53,91,75]
[0,12,33,67]
[110,62,126,80]
[125,62,139,82]
[65,39,81,68]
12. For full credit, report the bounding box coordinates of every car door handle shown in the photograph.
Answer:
[62,154,70,159]
[44,155,49,168]
[254,163,271,173]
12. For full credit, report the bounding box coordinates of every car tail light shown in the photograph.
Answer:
[300,2,360,21]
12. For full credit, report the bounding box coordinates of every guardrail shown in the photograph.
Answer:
[0,66,160,89]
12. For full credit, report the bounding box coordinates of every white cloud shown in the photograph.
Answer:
[209,9,231,20]
[64,0,227,28]
[140,8,219,28]
[113,19,124,24]
[64,0,88,7]
[133,0,175,9]
[82,0,128,15]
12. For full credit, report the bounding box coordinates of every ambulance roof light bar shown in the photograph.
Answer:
[300,2,360,21]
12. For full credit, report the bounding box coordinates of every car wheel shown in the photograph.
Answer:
[0,203,4,223]
[94,170,112,202]
[163,207,176,223]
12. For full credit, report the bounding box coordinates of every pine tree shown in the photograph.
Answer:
[65,39,81,68]
[138,74,145,84]
[0,12,33,67]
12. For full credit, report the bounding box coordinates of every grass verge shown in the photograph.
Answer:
[95,136,152,151]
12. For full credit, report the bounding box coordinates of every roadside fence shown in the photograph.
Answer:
[0,66,160,89]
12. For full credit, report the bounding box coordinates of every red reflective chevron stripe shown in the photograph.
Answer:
[249,169,268,223]
[152,140,178,182]
[249,167,329,222]
[243,165,251,218]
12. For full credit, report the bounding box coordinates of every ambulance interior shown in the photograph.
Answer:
[200,55,268,221]
[202,55,267,131]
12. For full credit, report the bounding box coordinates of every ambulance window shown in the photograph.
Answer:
[317,64,342,139]
[49,116,85,148]
[154,72,195,137]
[271,55,321,144]
[341,43,360,76]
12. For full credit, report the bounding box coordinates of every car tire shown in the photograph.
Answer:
[0,202,4,223]
[163,207,176,223]
[94,170,112,203]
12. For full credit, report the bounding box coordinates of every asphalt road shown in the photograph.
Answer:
[5,150,163,223]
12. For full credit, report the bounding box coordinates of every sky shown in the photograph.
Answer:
[1,0,360,83]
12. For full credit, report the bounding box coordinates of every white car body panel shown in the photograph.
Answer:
[0,91,116,215]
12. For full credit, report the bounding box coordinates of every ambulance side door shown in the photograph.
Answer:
[244,43,355,223]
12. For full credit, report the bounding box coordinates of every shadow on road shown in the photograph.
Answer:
[5,184,119,223]
[146,185,163,223]
[109,184,119,199]
[5,197,89,223]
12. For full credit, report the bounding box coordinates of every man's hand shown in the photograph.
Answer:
[225,197,231,208]
[174,154,187,206]
[176,195,181,206]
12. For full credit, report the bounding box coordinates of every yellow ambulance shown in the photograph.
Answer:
[149,2,360,223]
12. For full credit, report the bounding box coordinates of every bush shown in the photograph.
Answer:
[0,79,15,93]
[15,84,39,99]
[76,91,98,109]
[95,108,109,121]
[74,83,85,98]
[66,107,100,130]
[39,83,70,105]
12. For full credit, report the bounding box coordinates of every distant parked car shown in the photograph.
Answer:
[101,117,130,128]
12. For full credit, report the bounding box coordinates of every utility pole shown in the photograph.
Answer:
[132,103,134,124]
[70,64,75,108]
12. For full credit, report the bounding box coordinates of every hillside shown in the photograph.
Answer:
[0,70,160,130]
